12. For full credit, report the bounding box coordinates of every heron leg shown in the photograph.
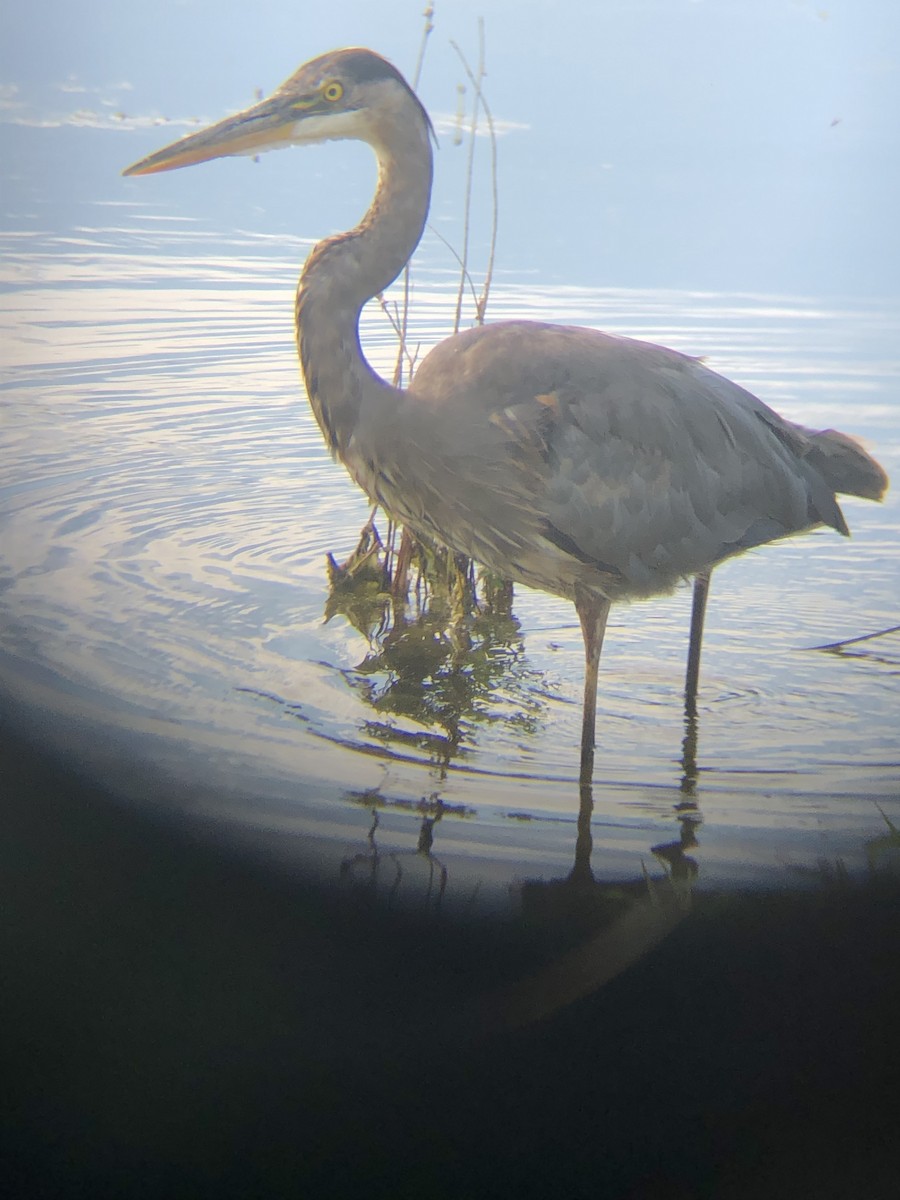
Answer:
[391,527,414,602]
[684,571,712,718]
[574,589,611,785]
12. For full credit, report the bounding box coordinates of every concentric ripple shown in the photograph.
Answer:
[2,226,898,896]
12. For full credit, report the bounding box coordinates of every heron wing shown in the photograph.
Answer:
[405,320,847,597]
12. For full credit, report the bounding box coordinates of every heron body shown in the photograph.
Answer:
[124,48,888,779]
[381,321,856,601]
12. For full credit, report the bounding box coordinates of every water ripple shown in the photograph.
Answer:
[2,233,898,892]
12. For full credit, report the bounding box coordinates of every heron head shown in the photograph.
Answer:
[122,47,432,177]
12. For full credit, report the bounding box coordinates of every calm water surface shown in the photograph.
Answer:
[2,213,899,912]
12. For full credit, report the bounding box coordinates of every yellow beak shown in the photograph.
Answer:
[122,93,302,177]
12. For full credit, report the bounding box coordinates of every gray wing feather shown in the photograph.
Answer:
[399,320,848,598]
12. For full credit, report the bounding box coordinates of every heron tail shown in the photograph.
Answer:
[803,429,889,502]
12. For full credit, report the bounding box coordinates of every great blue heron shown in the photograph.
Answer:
[123,48,888,781]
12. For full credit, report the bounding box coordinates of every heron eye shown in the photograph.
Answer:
[322,80,344,103]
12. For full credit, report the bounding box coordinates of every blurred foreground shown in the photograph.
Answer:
[2,712,898,1199]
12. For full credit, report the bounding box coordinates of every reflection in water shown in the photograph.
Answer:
[328,753,898,1029]
[340,802,452,914]
[327,541,709,930]
[679,711,700,797]
[325,521,545,772]
[865,807,900,875]
[651,817,700,893]
[331,772,696,1027]
[499,780,693,1026]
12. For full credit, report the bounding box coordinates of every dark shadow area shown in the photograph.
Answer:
[2,712,899,1200]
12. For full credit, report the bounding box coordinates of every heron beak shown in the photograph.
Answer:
[122,93,306,177]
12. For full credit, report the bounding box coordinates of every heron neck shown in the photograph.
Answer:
[295,119,433,458]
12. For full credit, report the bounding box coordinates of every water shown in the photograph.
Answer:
[2,207,898,912]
